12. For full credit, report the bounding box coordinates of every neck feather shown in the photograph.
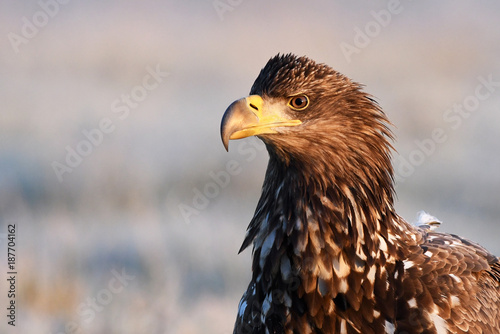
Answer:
[240,147,396,256]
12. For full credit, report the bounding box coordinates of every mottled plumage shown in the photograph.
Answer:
[220,54,500,334]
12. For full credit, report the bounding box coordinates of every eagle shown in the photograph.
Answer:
[220,54,500,334]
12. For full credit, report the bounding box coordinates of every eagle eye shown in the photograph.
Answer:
[288,95,309,110]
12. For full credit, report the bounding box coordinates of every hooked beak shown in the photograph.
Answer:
[220,95,302,151]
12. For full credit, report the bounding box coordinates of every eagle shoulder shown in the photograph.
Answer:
[396,228,500,333]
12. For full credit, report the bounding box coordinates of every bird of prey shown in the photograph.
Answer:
[220,54,500,334]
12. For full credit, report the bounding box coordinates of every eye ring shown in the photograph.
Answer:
[288,95,309,110]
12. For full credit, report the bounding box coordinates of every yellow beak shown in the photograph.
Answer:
[220,95,302,151]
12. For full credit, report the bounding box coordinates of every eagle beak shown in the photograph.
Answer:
[220,95,302,151]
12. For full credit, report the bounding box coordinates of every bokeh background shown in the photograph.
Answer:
[1,1,499,333]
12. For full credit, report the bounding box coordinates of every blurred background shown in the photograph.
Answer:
[0,1,499,333]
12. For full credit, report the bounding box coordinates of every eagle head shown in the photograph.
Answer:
[221,53,394,193]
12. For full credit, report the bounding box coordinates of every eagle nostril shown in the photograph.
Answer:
[249,103,259,111]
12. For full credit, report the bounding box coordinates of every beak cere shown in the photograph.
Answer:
[220,95,302,151]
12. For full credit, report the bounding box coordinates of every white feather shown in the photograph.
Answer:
[415,211,442,230]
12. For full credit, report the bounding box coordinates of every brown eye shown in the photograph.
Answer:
[288,95,309,110]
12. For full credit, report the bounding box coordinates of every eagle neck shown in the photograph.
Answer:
[240,149,405,332]
[264,151,396,249]
[243,151,399,270]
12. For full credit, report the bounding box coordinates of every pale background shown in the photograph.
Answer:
[0,1,499,333]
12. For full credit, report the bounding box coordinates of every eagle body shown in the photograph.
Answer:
[220,54,500,334]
